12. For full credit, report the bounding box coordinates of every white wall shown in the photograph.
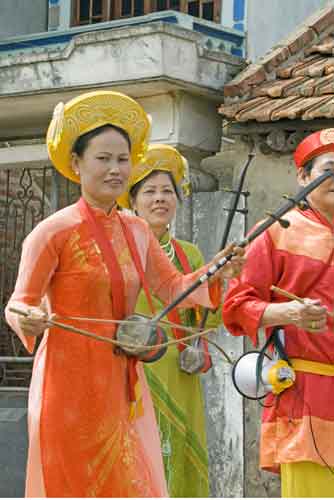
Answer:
[247,0,332,62]
[0,0,48,39]
[48,0,72,31]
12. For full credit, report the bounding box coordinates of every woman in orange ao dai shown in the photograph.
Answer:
[6,90,245,498]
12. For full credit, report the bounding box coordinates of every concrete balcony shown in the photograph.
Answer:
[0,11,244,201]
[0,10,244,57]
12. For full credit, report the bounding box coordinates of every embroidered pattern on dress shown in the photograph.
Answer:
[85,419,152,497]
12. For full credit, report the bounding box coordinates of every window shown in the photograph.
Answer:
[74,0,108,24]
[72,0,221,25]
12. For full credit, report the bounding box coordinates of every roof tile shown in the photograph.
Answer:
[223,64,266,97]
[251,77,304,98]
[314,76,334,96]
[280,77,311,97]
[218,97,269,118]
[303,6,334,35]
[271,96,333,120]
[305,38,334,55]
[259,47,290,73]
[276,54,321,78]
[220,6,334,124]
[324,60,334,74]
[276,27,316,55]
[303,96,334,119]
[235,97,299,122]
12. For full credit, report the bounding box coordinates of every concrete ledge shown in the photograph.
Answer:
[0,144,49,168]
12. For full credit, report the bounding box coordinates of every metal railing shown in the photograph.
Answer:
[0,165,80,385]
[0,357,34,391]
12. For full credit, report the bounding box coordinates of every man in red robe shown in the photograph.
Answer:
[223,129,334,497]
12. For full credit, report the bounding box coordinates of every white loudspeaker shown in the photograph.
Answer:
[231,351,295,400]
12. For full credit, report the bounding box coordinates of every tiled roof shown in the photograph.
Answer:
[219,6,334,123]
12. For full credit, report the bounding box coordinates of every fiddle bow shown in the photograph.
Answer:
[153,170,334,324]
[9,171,334,360]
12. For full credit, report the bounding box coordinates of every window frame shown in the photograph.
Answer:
[72,0,221,25]
[73,0,109,25]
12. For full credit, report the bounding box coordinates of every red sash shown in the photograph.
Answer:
[168,239,212,373]
[118,216,156,315]
[78,198,125,318]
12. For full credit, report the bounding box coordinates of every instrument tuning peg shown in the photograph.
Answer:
[297,200,308,211]
[279,219,291,229]
[265,211,290,229]
[282,194,308,211]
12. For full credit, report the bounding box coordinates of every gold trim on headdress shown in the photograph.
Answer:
[117,143,188,208]
[47,91,151,183]
[48,102,65,150]
[181,156,191,197]
[320,128,334,145]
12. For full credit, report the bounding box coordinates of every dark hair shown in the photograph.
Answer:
[130,169,182,202]
[298,160,312,210]
[302,159,314,176]
[72,124,131,157]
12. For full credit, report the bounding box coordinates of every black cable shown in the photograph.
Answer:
[258,379,334,477]
[251,358,334,476]
[258,398,275,409]
[293,383,334,477]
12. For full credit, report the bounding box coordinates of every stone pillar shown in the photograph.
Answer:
[190,168,218,193]
[192,187,245,498]
[174,146,218,242]
[175,189,193,241]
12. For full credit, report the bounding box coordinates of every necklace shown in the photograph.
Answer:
[160,234,175,261]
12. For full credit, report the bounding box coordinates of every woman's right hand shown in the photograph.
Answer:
[211,243,246,281]
[286,298,328,333]
[16,305,49,337]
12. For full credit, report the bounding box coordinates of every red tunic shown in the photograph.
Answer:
[223,207,334,472]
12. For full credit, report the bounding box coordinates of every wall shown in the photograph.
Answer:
[246,0,332,62]
[0,0,48,40]
[48,0,72,31]
[230,142,298,231]
[192,191,245,497]
[221,0,247,33]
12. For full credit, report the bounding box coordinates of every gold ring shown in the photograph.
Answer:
[311,320,317,329]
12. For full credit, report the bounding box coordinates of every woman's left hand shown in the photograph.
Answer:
[211,243,246,281]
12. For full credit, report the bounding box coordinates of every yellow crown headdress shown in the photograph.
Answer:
[117,143,190,209]
[47,90,151,183]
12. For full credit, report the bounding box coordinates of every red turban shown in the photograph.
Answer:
[294,129,334,169]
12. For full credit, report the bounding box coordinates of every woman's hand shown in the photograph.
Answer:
[17,305,49,337]
[285,298,328,333]
[211,243,246,281]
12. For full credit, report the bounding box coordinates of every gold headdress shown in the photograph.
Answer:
[47,90,151,183]
[117,143,189,208]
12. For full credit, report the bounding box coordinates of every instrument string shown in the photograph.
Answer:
[9,307,232,362]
